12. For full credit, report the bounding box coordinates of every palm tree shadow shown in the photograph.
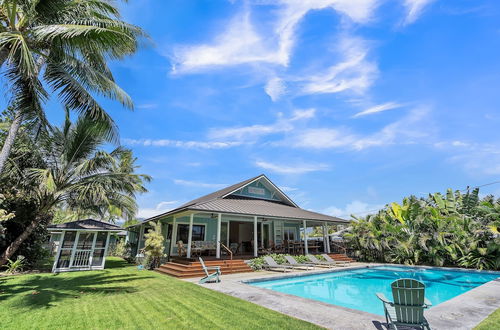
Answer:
[0,259,155,310]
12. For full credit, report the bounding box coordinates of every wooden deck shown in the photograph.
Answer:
[156,253,355,279]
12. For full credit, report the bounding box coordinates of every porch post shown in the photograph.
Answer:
[322,224,328,253]
[52,230,65,272]
[102,232,111,268]
[326,224,331,253]
[69,231,80,267]
[187,213,194,258]
[253,216,258,257]
[260,221,264,248]
[303,220,308,255]
[216,213,221,259]
[170,216,177,256]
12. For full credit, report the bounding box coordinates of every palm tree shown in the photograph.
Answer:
[0,112,151,265]
[0,0,145,173]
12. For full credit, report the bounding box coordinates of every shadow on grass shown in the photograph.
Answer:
[0,258,154,310]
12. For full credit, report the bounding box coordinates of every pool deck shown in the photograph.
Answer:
[185,263,500,330]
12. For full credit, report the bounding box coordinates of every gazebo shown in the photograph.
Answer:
[48,219,122,273]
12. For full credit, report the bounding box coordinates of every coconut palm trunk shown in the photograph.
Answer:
[0,214,49,266]
[0,110,24,174]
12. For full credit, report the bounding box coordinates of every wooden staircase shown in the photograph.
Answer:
[156,259,253,278]
[327,253,356,263]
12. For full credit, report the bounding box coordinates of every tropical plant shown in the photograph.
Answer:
[143,221,164,269]
[344,188,500,270]
[3,254,25,273]
[0,0,145,174]
[0,113,150,266]
[248,254,322,270]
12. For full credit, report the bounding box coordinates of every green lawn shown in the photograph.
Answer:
[0,258,319,329]
[475,308,500,330]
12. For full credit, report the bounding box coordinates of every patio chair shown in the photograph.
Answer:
[321,254,349,267]
[376,279,432,330]
[198,257,221,284]
[284,256,315,270]
[306,254,336,268]
[177,241,187,257]
[262,256,294,272]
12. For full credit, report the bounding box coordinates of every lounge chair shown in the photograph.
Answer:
[198,257,221,284]
[284,256,315,270]
[321,254,349,266]
[306,254,336,268]
[376,278,432,330]
[262,256,294,272]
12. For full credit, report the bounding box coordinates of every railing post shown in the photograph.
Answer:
[187,213,194,258]
[216,213,221,259]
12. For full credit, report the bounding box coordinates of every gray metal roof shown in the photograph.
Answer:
[48,219,122,231]
[135,174,347,225]
[189,196,347,222]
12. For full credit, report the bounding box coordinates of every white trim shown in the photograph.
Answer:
[260,221,264,248]
[102,232,111,268]
[303,220,308,255]
[253,216,258,257]
[68,231,80,268]
[216,213,221,259]
[52,230,66,272]
[88,232,98,267]
[221,175,299,208]
[170,216,177,256]
[187,214,194,258]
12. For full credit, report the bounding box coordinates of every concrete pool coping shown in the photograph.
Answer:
[186,263,500,329]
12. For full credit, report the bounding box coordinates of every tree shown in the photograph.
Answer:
[0,113,150,265]
[0,0,145,173]
[143,221,164,269]
[344,188,500,270]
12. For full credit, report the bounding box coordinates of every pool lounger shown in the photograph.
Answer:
[284,256,315,270]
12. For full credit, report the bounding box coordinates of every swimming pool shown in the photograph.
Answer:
[249,266,500,315]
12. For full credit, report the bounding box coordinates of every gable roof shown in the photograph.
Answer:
[134,174,347,225]
[48,219,122,231]
[178,174,297,208]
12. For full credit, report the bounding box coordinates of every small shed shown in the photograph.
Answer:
[48,219,122,273]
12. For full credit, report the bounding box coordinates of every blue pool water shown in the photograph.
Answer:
[249,266,500,315]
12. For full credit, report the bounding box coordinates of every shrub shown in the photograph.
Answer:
[248,254,324,270]
[3,255,26,274]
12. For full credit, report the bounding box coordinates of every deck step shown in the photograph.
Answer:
[156,258,254,278]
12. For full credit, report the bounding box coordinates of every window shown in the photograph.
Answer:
[284,227,296,241]
[176,224,205,242]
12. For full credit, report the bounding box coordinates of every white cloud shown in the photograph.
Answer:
[137,103,158,110]
[173,179,229,189]
[279,186,298,192]
[403,0,435,25]
[324,200,384,218]
[172,1,379,73]
[255,160,330,174]
[352,102,403,118]
[298,36,378,96]
[265,77,287,101]
[122,138,241,149]
[436,141,500,176]
[209,108,315,141]
[137,201,180,219]
[292,106,431,150]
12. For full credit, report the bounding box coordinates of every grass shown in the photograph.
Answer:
[475,308,500,330]
[0,257,319,330]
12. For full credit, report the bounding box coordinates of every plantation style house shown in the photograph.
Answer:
[127,174,348,259]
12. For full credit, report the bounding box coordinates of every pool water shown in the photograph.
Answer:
[249,266,500,315]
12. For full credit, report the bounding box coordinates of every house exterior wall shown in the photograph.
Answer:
[230,180,282,202]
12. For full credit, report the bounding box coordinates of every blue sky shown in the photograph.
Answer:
[34,1,500,218]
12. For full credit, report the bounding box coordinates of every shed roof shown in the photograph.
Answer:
[48,219,122,231]
[135,174,347,225]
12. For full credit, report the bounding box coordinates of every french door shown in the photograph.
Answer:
[55,231,109,271]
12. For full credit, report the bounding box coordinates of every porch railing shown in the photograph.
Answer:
[219,241,233,260]
[72,250,92,267]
